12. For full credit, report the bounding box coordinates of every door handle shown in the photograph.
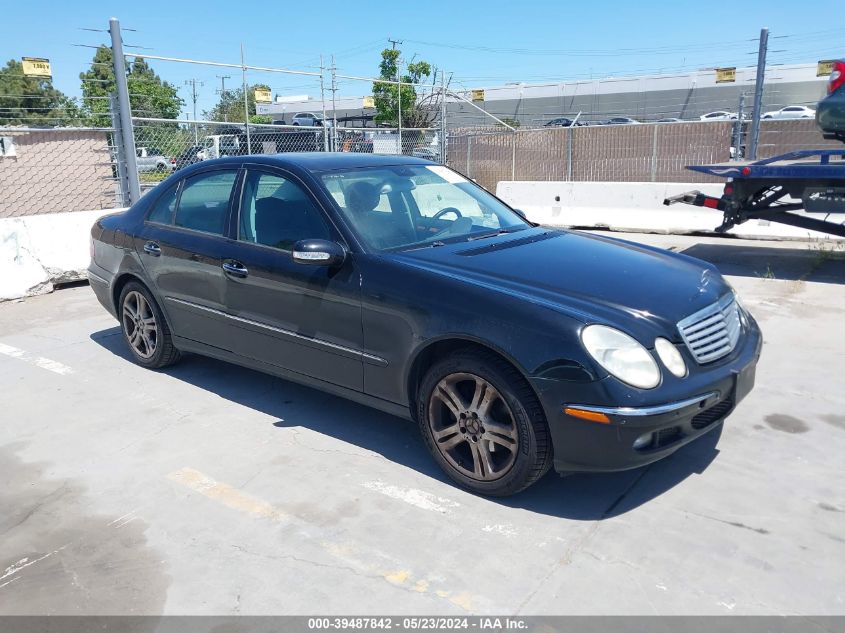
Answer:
[222,260,249,278]
[143,241,161,256]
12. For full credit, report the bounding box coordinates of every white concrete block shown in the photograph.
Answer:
[496,181,845,240]
[0,208,122,302]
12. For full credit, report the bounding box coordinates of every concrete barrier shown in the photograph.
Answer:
[496,181,845,240]
[0,208,122,302]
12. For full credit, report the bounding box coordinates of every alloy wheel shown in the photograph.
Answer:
[428,372,519,481]
[122,290,157,359]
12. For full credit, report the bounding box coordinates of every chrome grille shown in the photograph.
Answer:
[677,294,742,364]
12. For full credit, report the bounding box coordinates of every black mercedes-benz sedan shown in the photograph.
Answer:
[88,153,761,496]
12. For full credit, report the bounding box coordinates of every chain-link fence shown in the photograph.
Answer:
[446,121,737,192]
[756,118,843,159]
[0,127,123,218]
[130,117,440,192]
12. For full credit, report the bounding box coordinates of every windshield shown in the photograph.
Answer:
[319,164,529,251]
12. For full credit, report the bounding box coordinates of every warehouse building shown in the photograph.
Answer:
[256,62,831,129]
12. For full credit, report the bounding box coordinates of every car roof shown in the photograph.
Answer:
[200,152,435,173]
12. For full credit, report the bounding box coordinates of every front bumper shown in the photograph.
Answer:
[534,319,762,473]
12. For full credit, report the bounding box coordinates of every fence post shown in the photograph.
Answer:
[108,17,140,204]
[108,93,129,207]
[566,126,573,181]
[439,73,447,165]
[650,124,658,182]
[747,27,769,160]
[511,131,516,181]
[467,136,472,178]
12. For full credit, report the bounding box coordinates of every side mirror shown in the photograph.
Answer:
[512,208,528,220]
[292,239,346,267]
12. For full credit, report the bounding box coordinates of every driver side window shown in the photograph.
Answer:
[239,170,330,251]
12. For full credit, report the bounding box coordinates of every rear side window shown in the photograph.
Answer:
[147,184,179,224]
[174,170,238,235]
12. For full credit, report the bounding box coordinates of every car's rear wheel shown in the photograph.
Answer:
[417,350,552,496]
[119,281,181,369]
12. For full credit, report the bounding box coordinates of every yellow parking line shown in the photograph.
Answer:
[167,466,479,612]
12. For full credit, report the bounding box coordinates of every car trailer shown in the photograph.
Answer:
[663,149,845,237]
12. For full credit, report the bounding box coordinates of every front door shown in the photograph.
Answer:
[223,168,364,391]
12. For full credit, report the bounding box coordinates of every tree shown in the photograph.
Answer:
[372,49,438,128]
[79,46,183,127]
[204,84,271,124]
[0,59,83,126]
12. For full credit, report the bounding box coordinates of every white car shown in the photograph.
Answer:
[762,105,816,120]
[699,111,737,121]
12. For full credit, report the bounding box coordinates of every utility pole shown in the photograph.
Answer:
[185,78,203,142]
[397,63,402,154]
[241,43,251,154]
[330,55,337,151]
[747,27,769,160]
[319,55,328,151]
[216,74,230,122]
[388,38,402,50]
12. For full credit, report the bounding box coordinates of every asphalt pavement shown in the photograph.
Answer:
[0,232,843,615]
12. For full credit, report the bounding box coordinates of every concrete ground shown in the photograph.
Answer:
[0,231,843,616]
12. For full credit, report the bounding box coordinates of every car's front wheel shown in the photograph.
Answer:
[119,281,181,369]
[417,350,552,496]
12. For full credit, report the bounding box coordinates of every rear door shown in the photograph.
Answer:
[135,167,241,350]
[222,167,364,391]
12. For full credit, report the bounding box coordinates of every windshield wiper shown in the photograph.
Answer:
[401,240,446,252]
[466,227,523,241]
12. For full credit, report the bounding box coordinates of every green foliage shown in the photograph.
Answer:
[0,59,83,126]
[250,114,273,124]
[204,84,271,123]
[372,49,433,127]
[79,46,183,127]
[497,117,521,129]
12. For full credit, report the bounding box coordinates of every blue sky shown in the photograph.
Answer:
[2,0,842,117]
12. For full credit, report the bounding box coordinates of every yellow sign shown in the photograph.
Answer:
[471,89,485,102]
[22,57,51,78]
[817,60,835,77]
[715,67,736,83]
[362,96,375,108]
[253,87,272,103]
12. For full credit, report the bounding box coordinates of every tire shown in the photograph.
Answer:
[118,281,181,369]
[155,162,167,173]
[417,349,553,496]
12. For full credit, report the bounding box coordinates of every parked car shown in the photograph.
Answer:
[174,144,203,170]
[817,59,845,142]
[657,118,682,123]
[544,117,576,127]
[606,117,640,125]
[762,105,816,119]
[699,111,737,121]
[135,147,174,173]
[291,112,324,127]
[88,154,761,496]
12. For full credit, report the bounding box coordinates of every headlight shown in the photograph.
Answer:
[581,325,660,389]
[654,337,687,378]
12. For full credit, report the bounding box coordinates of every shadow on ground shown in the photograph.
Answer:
[92,326,724,521]
[680,241,845,284]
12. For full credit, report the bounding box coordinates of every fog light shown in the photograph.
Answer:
[655,338,687,378]
[633,432,653,450]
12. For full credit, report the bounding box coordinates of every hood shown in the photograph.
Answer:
[392,228,730,340]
